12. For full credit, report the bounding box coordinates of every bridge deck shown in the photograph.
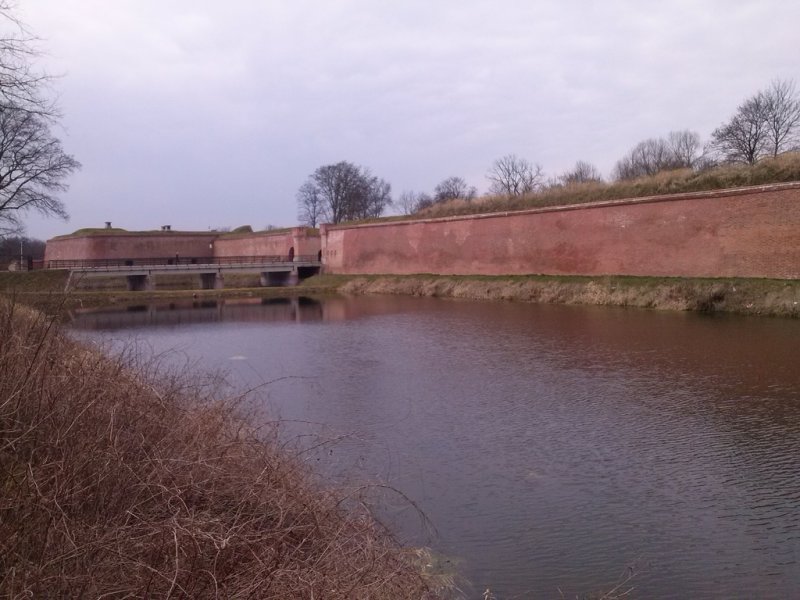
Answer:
[48,255,320,276]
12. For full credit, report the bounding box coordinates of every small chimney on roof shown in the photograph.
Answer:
[105,221,112,229]
[161,225,171,231]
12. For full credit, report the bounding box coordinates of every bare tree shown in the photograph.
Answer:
[414,193,434,212]
[296,181,324,227]
[433,176,477,203]
[396,190,416,215]
[710,93,770,165]
[614,138,675,179]
[396,190,432,215]
[0,234,44,269]
[559,160,603,185]
[297,161,392,225]
[762,79,800,157]
[0,2,55,117]
[613,130,702,180]
[0,4,77,236]
[486,154,543,196]
[0,234,44,257]
[667,130,702,169]
[0,108,80,235]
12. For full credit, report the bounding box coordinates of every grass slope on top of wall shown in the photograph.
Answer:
[54,227,320,240]
[52,228,215,238]
[347,153,800,225]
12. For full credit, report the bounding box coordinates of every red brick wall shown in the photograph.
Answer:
[321,183,800,279]
[213,232,294,258]
[44,233,217,262]
[213,228,320,258]
[45,228,321,263]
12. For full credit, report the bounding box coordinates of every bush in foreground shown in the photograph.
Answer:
[0,300,436,598]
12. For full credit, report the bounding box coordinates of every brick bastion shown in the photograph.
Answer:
[320,182,800,280]
[44,183,800,281]
[44,228,321,264]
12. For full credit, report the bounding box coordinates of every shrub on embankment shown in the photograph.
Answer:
[0,300,436,598]
[413,152,800,219]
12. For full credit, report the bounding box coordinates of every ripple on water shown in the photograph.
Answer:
[69,297,800,599]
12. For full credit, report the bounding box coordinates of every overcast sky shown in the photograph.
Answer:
[15,0,800,240]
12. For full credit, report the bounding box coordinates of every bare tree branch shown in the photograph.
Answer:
[0,2,57,118]
[0,101,79,234]
[0,3,77,236]
[763,78,800,157]
[708,80,800,164]
[296,181,323,227]
[396,190,432,215]
[667,130,702,169]
[710,93,769,165]
[433,176,477,202]
[296,161,391,225]
[559,160,603,185]
[614,130,701,180]
[486,154,543,196]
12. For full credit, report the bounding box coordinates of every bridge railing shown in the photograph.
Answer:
[46,255,320,270]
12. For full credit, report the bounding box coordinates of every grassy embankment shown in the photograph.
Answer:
[312,273,800,318]
[409,152,800,220]
[2,270,799,317]
[0,298,441,598]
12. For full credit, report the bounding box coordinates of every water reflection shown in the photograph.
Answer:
[68,296,326,330]
[68,296,800,599]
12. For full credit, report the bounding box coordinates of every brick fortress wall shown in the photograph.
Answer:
[44,233,218,262]
[44,229,321,263]
[320,183,800,280]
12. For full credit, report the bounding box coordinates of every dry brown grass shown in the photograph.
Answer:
[338,274,800,318]
[0,299,437,598]
[414,152,800,220]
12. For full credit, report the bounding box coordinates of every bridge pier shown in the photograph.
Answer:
[260,269,299,287]
[126,274,153,291]
[199,272,224,290]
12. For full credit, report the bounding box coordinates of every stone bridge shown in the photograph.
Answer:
[50,255,322,291]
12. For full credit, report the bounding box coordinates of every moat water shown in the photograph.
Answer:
[69,295,800,599]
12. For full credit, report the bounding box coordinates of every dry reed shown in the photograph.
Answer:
[0,299,436,598]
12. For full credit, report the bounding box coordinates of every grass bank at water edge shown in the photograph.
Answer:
[0,299,442,598]
[2,270,798,317]
[328,274,800,318]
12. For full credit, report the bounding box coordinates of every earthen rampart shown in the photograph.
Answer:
[320,183,800,280]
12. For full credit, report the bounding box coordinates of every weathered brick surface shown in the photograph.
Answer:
[44,228,321,263]
[213,228,320,258]
[44,233,217,262]
[321,184,800,279]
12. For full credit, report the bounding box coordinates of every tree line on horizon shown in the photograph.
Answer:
[297,78,800,225]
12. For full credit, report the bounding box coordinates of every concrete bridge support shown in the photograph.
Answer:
[199,272,224,290]
[260,269,299,287]
[126,274,153,291]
